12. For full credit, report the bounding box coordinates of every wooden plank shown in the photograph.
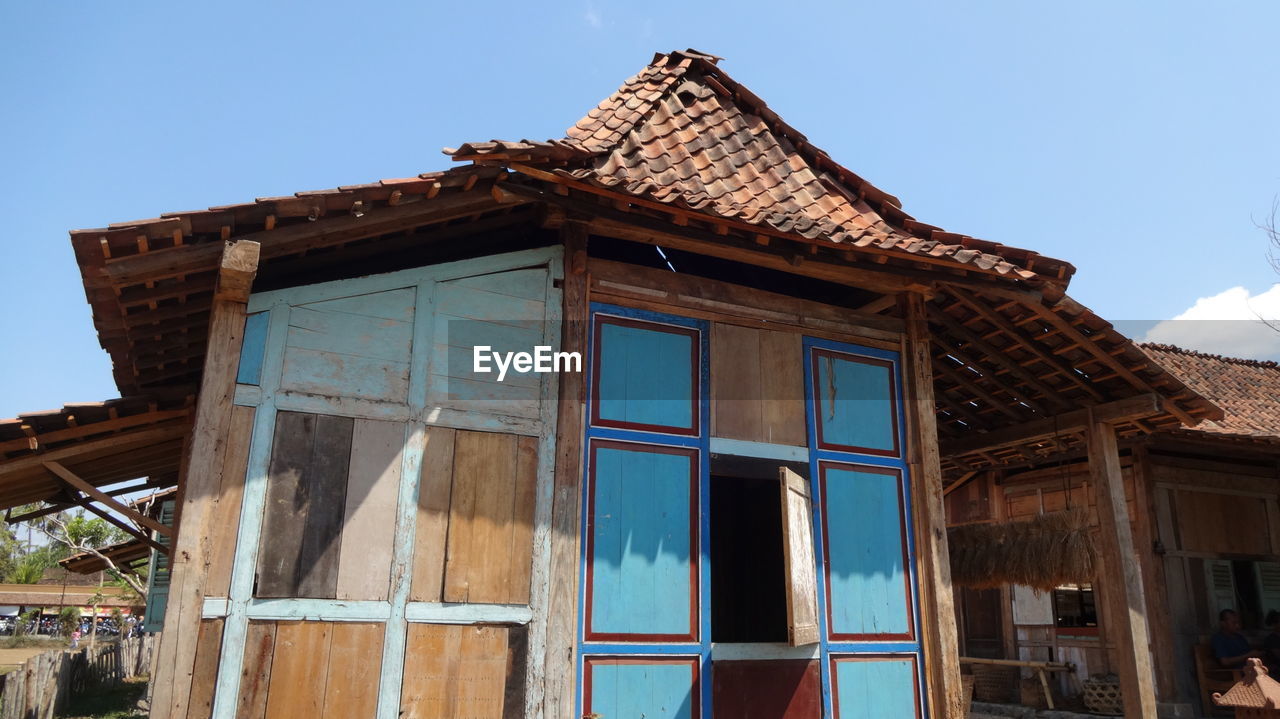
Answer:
[1088,420,1158,718]
[780,467,819,646]
[542,222,587,719]
[711,323,763,441]
[264,621,332,719]
[185,619,225,719]
[443,431,526,604]
[508,435,538,604]
[902,292,965,719]
[410,427,455,603]
[207,405,255,597]
[502,625,529,719]
[831,657,921,718]
[711,660,821,719]
[148,240,260,719]
[321,622,384,719]
[257,412,353,598]
[759,329,807,447]
[235,621,278,719]
[336,419,404,601]
[401,624,511,719]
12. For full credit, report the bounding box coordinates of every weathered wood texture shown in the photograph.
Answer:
[256,412,354,598]
[279,289,416,405]
[542,224,588,719]
[711,324,806,446]
[206,406,256,597]
[150,240,259,719]
[1087,420,1157,719]
[0,636,153,719]
[399,624,523,719]
[409,428,537,604]
[223,620,384,719]
[780,467,819,646]
[186,619,226,719]
[430,268,549,421]
[901,292,965,719]
[337,419,403,601]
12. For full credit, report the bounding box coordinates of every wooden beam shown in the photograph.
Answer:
[940,393,1161,458]
[944,288,1106,402]
[67,493,168,555]
[1087,419,1158,718]
[901,292,965,718]
[150,239,259,718]
[0,423,190,480]
[43,461,172,537]
[542,221,588,718]
[99,191,509,288]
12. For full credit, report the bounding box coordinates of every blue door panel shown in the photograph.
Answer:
[589,444,696,638]
[587,660,698,719]
[823,465,911,639]
[832,657,919,719]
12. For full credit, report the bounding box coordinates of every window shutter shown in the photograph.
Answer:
[1255,562,1280,617]
[1205,559,1238,619]
[143,499,176,632]
[779,467,819,646]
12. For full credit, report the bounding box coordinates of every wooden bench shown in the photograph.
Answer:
[1194,642,1244,717]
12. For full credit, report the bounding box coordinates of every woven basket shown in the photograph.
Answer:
[1082,676,1123,715]
[971,664,1018,704]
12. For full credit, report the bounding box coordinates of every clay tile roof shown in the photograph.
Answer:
[1140,343,1280,441]
[447,49,1074,285]
[1214,658,1280,709]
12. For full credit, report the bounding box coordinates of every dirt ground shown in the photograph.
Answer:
[0,644,66,673]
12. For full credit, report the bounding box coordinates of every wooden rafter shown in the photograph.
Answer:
[928,306,1071,411]
[43,461,172,538]
[940,393,1161,458]
[943,287,1107,402]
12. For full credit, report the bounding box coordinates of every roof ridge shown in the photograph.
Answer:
[1139,342,1280,370]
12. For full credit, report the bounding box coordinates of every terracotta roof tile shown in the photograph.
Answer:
[1140,343,1280,440]
[447,50,1074,285]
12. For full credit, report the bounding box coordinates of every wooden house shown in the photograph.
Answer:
[947,344,1280,715]
[27,49,1229,718]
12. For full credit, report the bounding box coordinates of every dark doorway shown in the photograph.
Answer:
[710,473,788,643]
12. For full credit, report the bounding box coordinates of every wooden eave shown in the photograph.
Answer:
[0,400,191,510]
[59,537,151,575]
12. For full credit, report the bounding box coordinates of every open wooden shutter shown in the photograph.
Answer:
[780,467,819,646]
[143,499,176,632]
[1205,559,1237,618]
[1255,562,1280,617]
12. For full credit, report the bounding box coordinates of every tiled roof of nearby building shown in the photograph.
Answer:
[449,49,1075,286]
[1140,343,1280,440]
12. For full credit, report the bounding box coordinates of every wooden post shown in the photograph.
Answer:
[901,293,966,718]
[149,240,259,719]
[1087,419,1158,718]
[541,222,588,718]
[1131,444,1178,700]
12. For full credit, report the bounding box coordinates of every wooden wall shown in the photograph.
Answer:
[182,248,562,719]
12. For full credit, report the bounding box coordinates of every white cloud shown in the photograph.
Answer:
[1142,285,1280,360]
[584,3,602,28]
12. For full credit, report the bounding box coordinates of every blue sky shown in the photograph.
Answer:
[2,1,1278,418]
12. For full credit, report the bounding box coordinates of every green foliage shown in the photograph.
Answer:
[62,513,128,549]
[58,607,80,637]
[5,543,67,583]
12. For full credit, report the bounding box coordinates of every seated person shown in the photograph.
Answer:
[1213,609,1264,669]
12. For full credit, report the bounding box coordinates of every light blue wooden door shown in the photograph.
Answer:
[586,658,698,719]
[831,657,919,719]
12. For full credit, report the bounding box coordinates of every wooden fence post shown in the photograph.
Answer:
[149,240,260,719]
[1088,419,1158,718]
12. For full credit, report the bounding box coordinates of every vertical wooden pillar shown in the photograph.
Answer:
[1131,444,1177,700]
[902,293,965,719]
[541,222,588,718]
[150,240,260,719]
[1087,420,1158,718]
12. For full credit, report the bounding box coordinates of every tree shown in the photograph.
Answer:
[35,512,147,598]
